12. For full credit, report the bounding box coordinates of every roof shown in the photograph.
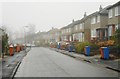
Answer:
[0,28,4,31]
[61,18,87,29]
[90,5,111,17]
[47,28,60,33]
[107,1,120,9]
[61,5,111,30]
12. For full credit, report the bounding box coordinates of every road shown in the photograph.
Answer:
[15,47,118,77]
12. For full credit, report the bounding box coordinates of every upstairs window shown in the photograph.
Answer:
[97,15,100,23]
[115,6,118,16]
[75,25,78,30]
[119,5,120,15]
[91,17,96,24]
[80,23,83,29]
[66,29,69,33]
[109,9,112,18]
[69,28,71,32]
[62,30,64,34]
[80,23,84,29]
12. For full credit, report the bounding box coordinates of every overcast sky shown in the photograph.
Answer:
[0,0,119,39]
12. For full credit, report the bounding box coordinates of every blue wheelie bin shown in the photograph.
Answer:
[57,43,61,49]
[69,45,73,52]
[103,47,109,59]
[85,46,90,56]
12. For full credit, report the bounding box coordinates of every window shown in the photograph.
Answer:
[82,23,84,29]
[109,9,112,18]
[64,29,65,33]
[91,29,96,37]
[80,23,82,29]
[73,34,75,41]
[78,33,84,42]
[67,29,69,33]
[115,7,118,16]
[119,5,120,15]
[108,26,112,36]
[69,28,71,32]
[91,17,96,24]
[97,15,100,23]
[69,36,72,41]
[64,36,67,41]
[75,25,78,30]
[73,33,78,41]
[62,30,64,34]
[115,24,118,30]
[80,23,84,29]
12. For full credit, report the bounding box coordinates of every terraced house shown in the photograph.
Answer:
[61,20,73,42]
[72,13,91,42]
[90,5,110,41]
[59,2,120,43]
[107,1,120,39]
[47,27,61,44]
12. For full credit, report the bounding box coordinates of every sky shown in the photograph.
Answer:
[0,0,119,40]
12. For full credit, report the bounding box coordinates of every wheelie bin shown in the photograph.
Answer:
[100,47,109,59]
[16,44,20,52]
[69,45,73,52]
[57,43,61,49]
[9,45,14,56]
[103,47,109,59]
[84,46,90,56]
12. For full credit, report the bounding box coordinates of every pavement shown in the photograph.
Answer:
[0,47,31,78]
[15,47,118,77]
[51,48,120,72]
[0,58,2,79]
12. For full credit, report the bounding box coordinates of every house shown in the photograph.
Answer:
[61,20,74,42]
[90,5,110,41]
[107,1,120,39]
[47,27,61,44]
[72,13,91,42]
[72,20,84,42]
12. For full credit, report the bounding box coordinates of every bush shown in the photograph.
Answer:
[97,40,115,47]
[75,42,91,54]
[90,43,100,55]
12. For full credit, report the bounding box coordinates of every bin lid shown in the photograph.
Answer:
[9,45,13,47]
[101,47,107,48]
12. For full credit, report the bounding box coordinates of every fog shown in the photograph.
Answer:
[0,0,119,40]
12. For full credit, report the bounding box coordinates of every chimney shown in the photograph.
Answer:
[84,12,87,18]
[52,27,54,29]
[99,5,103,11]
[72,19,74,23]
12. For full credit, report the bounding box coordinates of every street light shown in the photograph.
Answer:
[23,26,29,52]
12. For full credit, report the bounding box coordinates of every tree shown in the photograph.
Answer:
[113,29,120,46]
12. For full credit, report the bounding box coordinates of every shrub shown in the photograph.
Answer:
[97,40,115,47]
[75,42,91,53]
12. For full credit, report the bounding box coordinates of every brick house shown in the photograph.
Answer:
[47,27,61,44]
[72,20,84,42]
[61,13,91,43]
[90,5,111,41]
[61,20,74,42]
[72,13,91,42]
[107,1,120,40]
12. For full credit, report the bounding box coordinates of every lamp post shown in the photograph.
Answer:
[23,26,29,52]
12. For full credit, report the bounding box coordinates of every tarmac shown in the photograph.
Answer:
[0,47,31,78]
[50,48,120,73]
